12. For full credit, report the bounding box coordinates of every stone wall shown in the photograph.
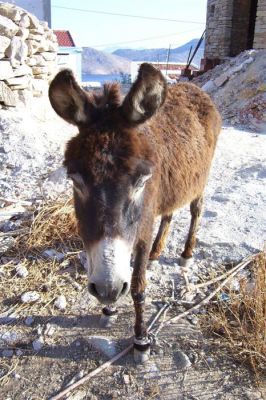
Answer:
[204,0,266,62]
[254,0,266,49]
[0,2,58,108]
[204,0,233,59]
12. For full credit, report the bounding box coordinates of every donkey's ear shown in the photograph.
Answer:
[122,63,167,124]
[49,69,92,125]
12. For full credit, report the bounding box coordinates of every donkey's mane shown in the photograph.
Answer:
[93,83,122,109]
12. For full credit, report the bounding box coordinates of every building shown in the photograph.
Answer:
[7,0,51,26]
[54,30,82,82]
[131,61,198,83]
[203,0,266,70]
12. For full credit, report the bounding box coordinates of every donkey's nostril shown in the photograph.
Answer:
[120,282,128,296]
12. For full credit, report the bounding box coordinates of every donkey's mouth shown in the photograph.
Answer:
[88,281,129,304]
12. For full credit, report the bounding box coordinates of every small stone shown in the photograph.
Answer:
[42,249,64,262]
[174,351,192,370]
[67,390,87,400]
[54,294,67,310]
[2,349,14,357]
[206,356,214,365]
[78,251,88,270]
[32,337,44,351]
[87,336,119,358]
[201,80,216,93]
[12,372,21,380]
[15,264,28,278]
[24,316,35,326]
[123,374,130,384]
[21,291,40,303]
[214,73,229,87]
[15,349,23,356]
[44,323,56,337]
[0,331,19,346]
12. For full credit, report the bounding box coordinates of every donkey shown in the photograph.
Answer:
[49,64,221,362]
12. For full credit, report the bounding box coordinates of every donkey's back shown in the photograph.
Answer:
[142,82,221,217]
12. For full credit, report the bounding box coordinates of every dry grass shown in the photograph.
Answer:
[27,199,80,251]
[203,252,266,381]
[1,200,84,316]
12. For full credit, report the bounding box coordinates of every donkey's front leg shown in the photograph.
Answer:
[131,240,150,363]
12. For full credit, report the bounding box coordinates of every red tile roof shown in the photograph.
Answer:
[54,30,75,47]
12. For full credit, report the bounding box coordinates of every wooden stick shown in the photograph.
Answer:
[159,254,256,331]
[193,258,252,289]
[0,228,29,238]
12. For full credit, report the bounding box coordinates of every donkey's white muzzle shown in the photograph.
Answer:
[86,237,132,303]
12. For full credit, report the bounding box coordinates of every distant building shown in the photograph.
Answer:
[131,61,198,83]
[203,0,266,70]
[7,0,51,26]
[54,30,82,82]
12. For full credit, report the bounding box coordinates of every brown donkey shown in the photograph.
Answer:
[49,64,221,362]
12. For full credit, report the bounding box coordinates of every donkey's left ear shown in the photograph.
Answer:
[49,69,92,126]
[122,63,167,124]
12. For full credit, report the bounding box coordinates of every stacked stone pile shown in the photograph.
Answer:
[194,50,266,132]
[0,2,58,107]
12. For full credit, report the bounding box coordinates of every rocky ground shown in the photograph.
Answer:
[194,49,266,133]
[0,66,266,399]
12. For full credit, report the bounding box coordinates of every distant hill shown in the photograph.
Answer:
[82,47,130,75]
[112,39,204,67]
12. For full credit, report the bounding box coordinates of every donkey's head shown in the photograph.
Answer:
[49,64,167,304]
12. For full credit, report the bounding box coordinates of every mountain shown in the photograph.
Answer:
[112,39,204,67]
[82,47,130,75]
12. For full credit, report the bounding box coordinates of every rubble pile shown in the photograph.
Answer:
[194,50,266,132]
[0,2,58,108]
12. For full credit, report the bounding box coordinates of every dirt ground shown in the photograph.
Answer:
[1,256,265,400]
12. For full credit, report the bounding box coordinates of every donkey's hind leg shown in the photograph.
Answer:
[180,196,203,291]
[149,214,173,260]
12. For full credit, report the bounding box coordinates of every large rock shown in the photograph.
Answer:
[31,78,48,96]
[5,75,31,90]
[16,27,29,40]
[0,35,10,53]
[26,39,40,56]
[0,3,22,22]
[19,13,30,29]
[28,32,43,42]
[32,66,48,75]
[13,64,32,77]
[42,52,57,62]
[27,12,40,29]
[5,36,28,66]
[0,14,19,38]
[0,60,13,80]
[0,81,16,106]
[32,54,46,66]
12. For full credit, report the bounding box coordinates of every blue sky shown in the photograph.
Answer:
[51,0,207,50]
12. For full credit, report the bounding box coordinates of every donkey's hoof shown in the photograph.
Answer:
[133,339,150,364]
[179,256,193,268]
[134,346,150,364]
